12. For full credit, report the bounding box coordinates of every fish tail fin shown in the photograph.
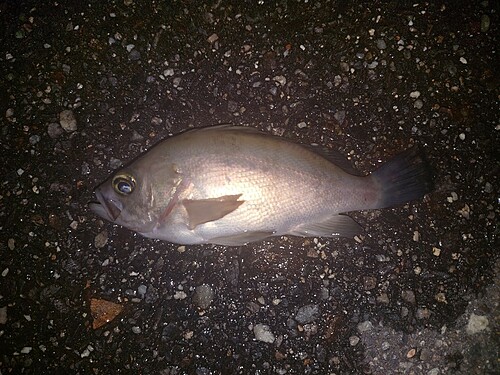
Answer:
[372,146,433,209]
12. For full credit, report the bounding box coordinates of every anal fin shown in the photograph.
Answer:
[209,231,275,246]
[289,215,362,238]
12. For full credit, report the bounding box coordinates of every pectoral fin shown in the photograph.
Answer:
[183,194,244,229]
[289,215,363,238]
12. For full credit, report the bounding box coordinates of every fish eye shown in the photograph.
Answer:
[112,174,136,195]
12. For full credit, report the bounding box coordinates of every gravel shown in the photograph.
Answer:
[1,0,498,374]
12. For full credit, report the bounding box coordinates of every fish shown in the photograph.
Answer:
[89,126,433,246]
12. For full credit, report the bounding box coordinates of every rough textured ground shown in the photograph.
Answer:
[1,1,498,374]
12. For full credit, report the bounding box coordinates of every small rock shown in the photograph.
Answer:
[94,230,108,249]
[207,33,218,43]
[363,276,377,290]
[407,348,416,358]
[466,313,488,334]
[0,306,7,324]
[29,134,41,145]
[484,182,492,193]
[401,290,416,304]
[192,284,215,309]
[334,110,346,124]
[47,122,64,139]
[375,39,387,50]
[227,100,238,113]
[253,323,275,343]
[349,335,360,346]
[109,157,122,169]
[357,320,373,333]
[481,15,490,32]
[414,99,424,109]
[174,291,187,300]
[137,285,147,298]
[59,109,77,132]
[295,304,320,324]
[129,49,141,61]
[273,75,287,86]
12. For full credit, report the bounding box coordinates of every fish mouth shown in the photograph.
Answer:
[89,189,123,221]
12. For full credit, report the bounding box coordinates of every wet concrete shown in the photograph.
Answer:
[1,1,498,374]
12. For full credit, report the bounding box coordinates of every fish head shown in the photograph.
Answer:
[89,161,184,234]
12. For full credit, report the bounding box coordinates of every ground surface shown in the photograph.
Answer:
[1,1,498,374]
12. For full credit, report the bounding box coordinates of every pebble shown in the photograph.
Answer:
[21,347,32,354]
[59,109,77,132]
[94,230,108,249]
[414,99,423,109]
[375,39,387,50]
[416,307,431,319]
[253,323,275,343]
[484,182,492,193]
[109,157,122,169]
[29,134,41,145]
[295,304,320,324]
[357,320,373,333]
[174,291,187,300]
[466,313,488,334]
[481,15,490,32]
[0,306,7,324]
[132,326,141,334]
[273,75,286,86]
[349,335,360,346]
[8,238,15,250]
[192,284,215,309]
[363,276,377,290]
[297,121,307,129]
[138,285,147,298]
[402,290,416,304]
[207,33,218,43]
[47,123,64,138]
[164,68,174,77]
[172,77,182,87]
[129,49,141,61]
[432,247,441,256]
[334,110,346,124]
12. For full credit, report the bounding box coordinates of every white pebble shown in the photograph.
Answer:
[466,313,488,334]
[59,109,77,132]
[273,75,287,86]
[207,33,218,43]
[253,323,275,343]
[174,291,187,300]
[459,57,467,64]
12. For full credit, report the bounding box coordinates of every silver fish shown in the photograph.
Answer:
[90,126,432,245]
